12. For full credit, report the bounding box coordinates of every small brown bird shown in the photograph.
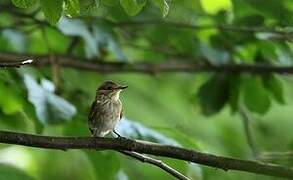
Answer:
[88,81,128,137]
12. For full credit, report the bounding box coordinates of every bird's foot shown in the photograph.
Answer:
[113,130,127,140]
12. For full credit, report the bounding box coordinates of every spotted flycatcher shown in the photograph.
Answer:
[88,81,128,137]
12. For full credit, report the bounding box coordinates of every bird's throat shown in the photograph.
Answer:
[111,91,121,101]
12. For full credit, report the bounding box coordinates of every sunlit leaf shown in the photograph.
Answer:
[64,0,80,17]
[40,0,63,25]
[153,0,170,17]
[120,0,147,16]
[57,17,97,58]
[23,74,76,124]
[79,0,100,14]
[200,0,232,14]
[117,118,180,146]
[0,81,23,115]
[11,0,37,8]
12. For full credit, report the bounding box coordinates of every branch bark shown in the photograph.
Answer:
[2,53,293,74]
[0,130,292,178]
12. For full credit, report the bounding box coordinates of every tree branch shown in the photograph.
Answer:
[2,3,291,37]
[119,150,190,180]
[115,20,292,36]
[0,59,33,68]
[2,53,293,74]
[0,130,292,178]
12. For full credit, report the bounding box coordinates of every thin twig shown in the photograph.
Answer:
[258,152,293,161]
[119,150,190,180]
[115,20,292,36]
[239,107,258,158]
[0,130,292,178]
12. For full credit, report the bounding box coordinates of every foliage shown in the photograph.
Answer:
[0,0,292,179]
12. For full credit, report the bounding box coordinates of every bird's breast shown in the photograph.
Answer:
[101,99,122,120]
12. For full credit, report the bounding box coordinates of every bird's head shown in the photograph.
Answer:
[96,81,128,100]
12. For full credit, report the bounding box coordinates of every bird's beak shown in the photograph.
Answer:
[118,85,128,90]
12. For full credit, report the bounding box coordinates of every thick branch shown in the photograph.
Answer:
[2,53,293,74]
[0,130,292,178]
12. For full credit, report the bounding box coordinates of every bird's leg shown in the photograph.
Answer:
[113,130,126,139]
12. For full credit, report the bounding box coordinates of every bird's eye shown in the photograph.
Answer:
[106,86,112,90]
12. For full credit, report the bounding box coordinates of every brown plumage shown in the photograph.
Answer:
[88,81,127,137]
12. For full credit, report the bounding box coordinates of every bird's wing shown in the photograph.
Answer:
[88,101,98,121]
[120,108,123,120]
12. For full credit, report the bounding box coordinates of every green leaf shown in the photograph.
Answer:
[11,0,37,8]
[160,0,169,17]
[23,74,76,124]
[198,75,230,115]
[0,81,23,115]
[101,0,119,6]
[120,0,147,16]
[0,164,34,180]
[200,0,232,14]
[235,14,264,26]
[153,0,170,17]
[40,0,63,25]
[244,0,292,25]
[243,77,271,114]
[200,43,230,64]
[263,75,285,104]
[64,0,80,17]
[275,43,293,65]
[79,0,100,15]
[37,150,96,180]
[86,151,120,180]
[228,76,241,113]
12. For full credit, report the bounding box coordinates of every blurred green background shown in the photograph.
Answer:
[0,0,292,179]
